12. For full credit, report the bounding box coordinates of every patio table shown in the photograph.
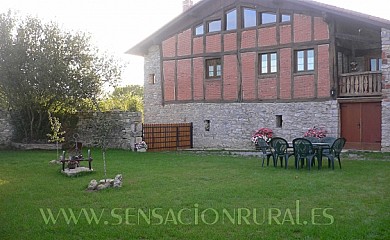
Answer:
[288,142,330,169]
[311,143,330,169]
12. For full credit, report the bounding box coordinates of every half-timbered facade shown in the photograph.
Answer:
[127,0,390,151]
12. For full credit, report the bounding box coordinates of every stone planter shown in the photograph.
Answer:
[136,148,147,152]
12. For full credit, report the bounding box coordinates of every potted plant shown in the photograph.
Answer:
[67,159,79,169]
[135,141,148,152]
[251,128,273,149]
[304,126,328,139]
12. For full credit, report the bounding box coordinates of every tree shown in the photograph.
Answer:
[47,111,66,160]
[99,85,144,112]
[0,11,124,142]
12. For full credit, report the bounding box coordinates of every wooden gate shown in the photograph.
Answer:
[340,102,381,150]
[142,123,193,151]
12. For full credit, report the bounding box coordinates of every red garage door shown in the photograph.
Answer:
[340,102,381,151]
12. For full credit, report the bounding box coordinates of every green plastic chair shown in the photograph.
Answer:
[270,137,293,168]
[293,138,316,170]
[256,138,274,167]
[322,138,346,169]
[318,137,337,163]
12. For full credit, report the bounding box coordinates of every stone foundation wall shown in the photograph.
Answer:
[0,110,13,147]
[381,28,390,151]
[144,101,339,149]
[76,111,143,150]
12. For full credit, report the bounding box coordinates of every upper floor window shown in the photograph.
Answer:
[195,24,204,36]
[208,20,221,33]
[194,10,290,36]
[261,12,277,25]
[370,58,382,71]
[243,8,257,28]
[296,49,315,72]
[206,58,222,79]
[281,14,291,23]
[226,9,237,31]
[260,53,278,74]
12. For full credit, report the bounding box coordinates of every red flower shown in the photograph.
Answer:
[251,128,273,143]
[304,126,327,138]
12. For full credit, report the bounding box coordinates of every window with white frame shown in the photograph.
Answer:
[295,49,315,72]
[206,58,222,79]
[260,52,278,74]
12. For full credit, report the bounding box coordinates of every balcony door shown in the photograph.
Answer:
[340,102,382,150]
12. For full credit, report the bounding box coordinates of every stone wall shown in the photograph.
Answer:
[0,110,13,147]
[381,28,390,151]
[143,101,339,149]
[144,45,162,124]
[76,111,143,150]
[0,110,142,149]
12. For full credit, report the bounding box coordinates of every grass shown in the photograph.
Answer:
[0,149,389,239]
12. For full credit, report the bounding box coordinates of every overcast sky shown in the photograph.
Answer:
[0,0,389,86]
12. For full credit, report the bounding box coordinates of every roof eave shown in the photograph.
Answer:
[294,0,390,28]
[125,0,210,56]
[126,0,390,56]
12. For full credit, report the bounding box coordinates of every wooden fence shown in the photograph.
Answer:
[142,123,193,151]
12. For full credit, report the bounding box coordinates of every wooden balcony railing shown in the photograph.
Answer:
[339,71,382,97]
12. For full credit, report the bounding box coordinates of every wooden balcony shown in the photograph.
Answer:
[339,71,382,97]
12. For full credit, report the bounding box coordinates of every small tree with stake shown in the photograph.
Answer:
[47,112,66,160]
[95,115,110,180]
[91,102,120,181]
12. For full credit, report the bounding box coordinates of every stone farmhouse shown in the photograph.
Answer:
[127,0,390,151]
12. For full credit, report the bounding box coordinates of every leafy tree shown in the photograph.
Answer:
[0,11,124,142]
[99,85,144,112]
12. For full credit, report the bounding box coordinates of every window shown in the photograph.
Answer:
[276,115,283,128]
[307,50,315,71]
[204,120,210,131]
[295,49,315,72]
[206,58,222,79]
[208,20,221,33]
[260,53,278,74]
[148,74,156,84]
[281,14,291,23]
[243,8,257,28]
[261,12,277,24]
[370,58,382,71]
[226,9,237,30]
[195,24,204,35]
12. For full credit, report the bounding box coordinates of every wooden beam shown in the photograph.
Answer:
[335,33,381,45]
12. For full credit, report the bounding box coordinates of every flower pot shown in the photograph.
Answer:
[67,160,79,169]
[68,163,77,169]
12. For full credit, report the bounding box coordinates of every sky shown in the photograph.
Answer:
[0,0,389,86]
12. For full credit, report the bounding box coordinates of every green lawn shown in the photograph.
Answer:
[0,149,389,239]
